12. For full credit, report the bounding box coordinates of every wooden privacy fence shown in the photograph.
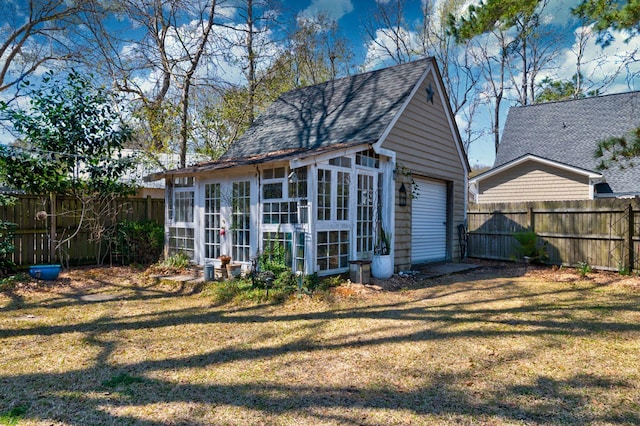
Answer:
[0,194,164,268]
[468,199,640,271]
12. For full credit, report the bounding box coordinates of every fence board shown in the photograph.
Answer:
[468,199,640,271]
[0,194,164,268]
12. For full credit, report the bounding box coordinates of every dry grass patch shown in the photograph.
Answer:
[1,264,639,425]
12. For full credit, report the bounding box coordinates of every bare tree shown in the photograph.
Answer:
[173,2,218,167]
[422,0,480,116]
[78,0,225,166]
[362,0,480,152]
[468,31,511,154]
[362,0,415,66]
[0,0,96,96]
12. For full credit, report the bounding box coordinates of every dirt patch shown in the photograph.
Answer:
[4,260,640,299]
[4,265,151,295]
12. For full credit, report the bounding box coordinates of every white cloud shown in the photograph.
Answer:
[545,25,640,93]
[361,27,423,71]
[300,0,354,21]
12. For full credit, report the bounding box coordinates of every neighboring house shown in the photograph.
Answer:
[470,91,640,203]
[149,58,469,276]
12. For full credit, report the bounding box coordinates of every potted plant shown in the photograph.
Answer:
[372,226,393,279]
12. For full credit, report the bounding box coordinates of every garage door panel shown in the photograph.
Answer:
[411,178,447,264]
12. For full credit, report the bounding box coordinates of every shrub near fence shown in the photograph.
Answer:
[0,194,164,268]
[468,198,640,271]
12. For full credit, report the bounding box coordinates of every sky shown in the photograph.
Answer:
[1,0,639,168]
[284,0,640,167]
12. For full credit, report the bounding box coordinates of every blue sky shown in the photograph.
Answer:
[282,0,640,167]
[1,0,639,168]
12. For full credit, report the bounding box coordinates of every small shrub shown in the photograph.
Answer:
[0,194,16,278]
[258,241,290,276]
[618,262,631,276]
[161,253,191,269]
[0,273,29,292]
[577,261,591,278]
[115,220,164,265]
[146,252,192,276]
[513,231,548,264]
[205,278,272,303]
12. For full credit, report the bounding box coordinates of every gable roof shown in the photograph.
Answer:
[472,153,603,183]
[220,57,434,161]
[495,91,640,194]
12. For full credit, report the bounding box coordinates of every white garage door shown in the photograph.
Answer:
[411,178,447,264]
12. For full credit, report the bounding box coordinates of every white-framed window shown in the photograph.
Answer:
[262,166,307,225]
[204,183,222,259]
[337,171,350,221]
[317,168,332,221]
[232,180,251,262]
[317,230,349,272]
[262,231,293,268]
[317,167,351,223]
[356,149,380,169]
[170,176,195,223]
[168,227,195,258]
[356,173,375,255]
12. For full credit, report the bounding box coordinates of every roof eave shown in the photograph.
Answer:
[144,141,368,182]
[469,154,603,183]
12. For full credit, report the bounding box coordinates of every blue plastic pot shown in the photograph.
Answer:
[29,264,62,281]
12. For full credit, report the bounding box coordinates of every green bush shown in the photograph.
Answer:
[0,194,16,277]
[513,230,548,264]
[115,220,164,265]
[161,252,191,269]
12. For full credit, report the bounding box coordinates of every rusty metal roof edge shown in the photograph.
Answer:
[144,141,367,182]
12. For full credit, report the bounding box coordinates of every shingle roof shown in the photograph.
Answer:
[220,58,433,160]
[495,91,640,194]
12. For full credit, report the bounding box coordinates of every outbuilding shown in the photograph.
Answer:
[150,58,469,276]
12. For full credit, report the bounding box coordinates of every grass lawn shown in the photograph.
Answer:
[1,264,639,425]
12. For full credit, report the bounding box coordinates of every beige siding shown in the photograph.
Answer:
[477,162,590,203]
[382,70,468,269]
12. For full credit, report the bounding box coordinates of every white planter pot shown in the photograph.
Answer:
[371,255,393,279]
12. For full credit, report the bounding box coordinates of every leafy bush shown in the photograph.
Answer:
[0,273,29,292]
[115,220,164,265]
[0,194,16,277]
[161,253,191,269]
[258,241,290,276]
[513,231,548,264]
[205,278,283,303]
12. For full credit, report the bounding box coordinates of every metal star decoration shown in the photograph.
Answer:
[426,83,434,104]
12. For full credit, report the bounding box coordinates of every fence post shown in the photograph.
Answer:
[146,195,152,221]
[626,203,634,272]
[49,192,56,264]
[528,207,535,231]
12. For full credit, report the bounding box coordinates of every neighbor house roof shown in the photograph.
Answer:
[147,57,436,180]
[473,153,604,182]
[494,91,640,194]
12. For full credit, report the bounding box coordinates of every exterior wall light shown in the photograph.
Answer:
[399,183,407,206]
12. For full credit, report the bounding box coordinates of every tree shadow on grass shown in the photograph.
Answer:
[1,274,640,424]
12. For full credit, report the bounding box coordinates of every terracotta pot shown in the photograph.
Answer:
[219,255,231,266]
